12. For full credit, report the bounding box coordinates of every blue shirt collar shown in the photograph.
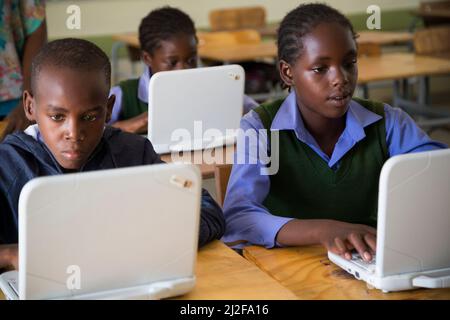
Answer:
[137,67,152,103]
[270,90,383,167]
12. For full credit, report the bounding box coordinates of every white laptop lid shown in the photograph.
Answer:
[376,149,450,277]
[148,65,244,154]
[17,163,201,300]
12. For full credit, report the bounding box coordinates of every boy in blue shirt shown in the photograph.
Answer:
[0,38,225,270]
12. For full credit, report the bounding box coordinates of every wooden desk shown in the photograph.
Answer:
[113,33,277,63]
[0,241,298,300]
[160,145,235,179]
[198,42,277,63]
[357,31,412,46]
[243,245,450,300]
[175,241,297,299]
[357,52,450,84]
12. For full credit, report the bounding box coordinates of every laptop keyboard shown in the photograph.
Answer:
[351,253,376,273]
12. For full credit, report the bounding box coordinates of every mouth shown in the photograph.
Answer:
[61,150,85,161]
[328,92,352,107]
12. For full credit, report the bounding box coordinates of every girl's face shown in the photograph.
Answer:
[279,22,358,123]
[142,33,198,73]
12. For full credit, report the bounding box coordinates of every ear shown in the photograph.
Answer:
[105,94,115,124]
[141,50,153,67]
[279,60,294,88]
[23,90,37,122]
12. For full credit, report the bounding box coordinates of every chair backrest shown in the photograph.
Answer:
[413,25,450,56]
[357,42,382,57]
[419,0,450,12]
[214,164,233,207]
[197,29,261,47]
[209,6,266,31]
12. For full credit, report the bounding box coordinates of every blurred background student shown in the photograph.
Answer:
[0,0,47,141]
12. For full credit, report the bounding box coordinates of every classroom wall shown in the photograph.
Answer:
[47,0,426,38]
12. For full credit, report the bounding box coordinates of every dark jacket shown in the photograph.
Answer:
[0,126,225,247]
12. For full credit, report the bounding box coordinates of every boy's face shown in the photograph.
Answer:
[24,66,114,170]
[279,22,358,121]
[142,34,198,73]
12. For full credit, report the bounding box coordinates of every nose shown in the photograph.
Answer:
[331,66,349,87]
[64,118,85,142]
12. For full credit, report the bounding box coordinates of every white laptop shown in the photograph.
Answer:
[148,65,244,154]
[328,149,450,292]
[0,163,201,300]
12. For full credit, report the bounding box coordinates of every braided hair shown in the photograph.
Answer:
[277,3,357,65]
[139,6,197,55]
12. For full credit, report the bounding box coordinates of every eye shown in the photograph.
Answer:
[187,56,197,66]
[50,114,64,122]
[312,66,327,74]
[83,114,97,122]
[344,59,357,69]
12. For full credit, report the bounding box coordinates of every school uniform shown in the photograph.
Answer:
[222,90,447,248]
[108,68,258,124]
[0,125,225,247]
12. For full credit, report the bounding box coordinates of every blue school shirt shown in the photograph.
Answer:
[222,90,447,248]
[108,68,258,124]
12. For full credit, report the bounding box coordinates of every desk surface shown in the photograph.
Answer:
[256,27,413,46]
[0,241,298,300]
[243,245,450,300]
[174,241,297,300]
[357,52,450,83]
[199,42,277,63]
[357,31,413,45]
[160,145,235,179]
[113,33,277,62]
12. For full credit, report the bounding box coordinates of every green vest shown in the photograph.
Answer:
[118,79,148,120]
[254,97,388,227]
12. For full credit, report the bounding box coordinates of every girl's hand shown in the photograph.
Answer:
[317,220,376,262]
[0,244,19,271]
[112,112,148,134]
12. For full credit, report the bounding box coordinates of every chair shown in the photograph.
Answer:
[198,29,279,98]
[356,42,382,99]
[417,1,450,27]
[394,25,450,129]
[197,29,261,47]
[214,164,233,207]
[357,42,382,57]
[209,6,266,31]
[413,25,450,57]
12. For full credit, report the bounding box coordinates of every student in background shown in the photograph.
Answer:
[0,0,47,140]
[109,6,257,134]
[0,38,225,270]
[222,3,446,261]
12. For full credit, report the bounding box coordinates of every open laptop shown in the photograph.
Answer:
[147,65,244,154]
[328,149,450,292]
[0,163,201,300]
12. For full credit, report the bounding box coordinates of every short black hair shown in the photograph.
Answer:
[138,6,196,55]
[277,3,357,65]
[31,38,111,92]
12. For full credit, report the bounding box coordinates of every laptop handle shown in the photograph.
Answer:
[412,275,450,289]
